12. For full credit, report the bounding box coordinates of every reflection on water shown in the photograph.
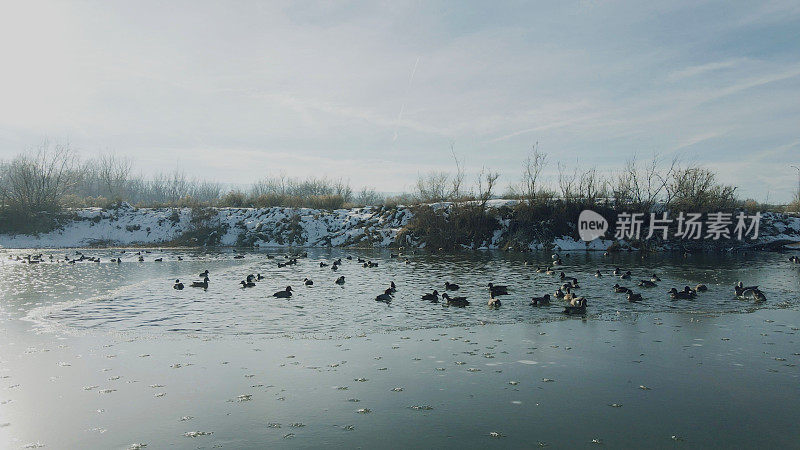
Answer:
[1,248,797,336]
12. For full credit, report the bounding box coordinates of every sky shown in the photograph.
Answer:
[0,0,799,201]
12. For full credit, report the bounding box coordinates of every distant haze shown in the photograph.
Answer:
[1,1,799,201]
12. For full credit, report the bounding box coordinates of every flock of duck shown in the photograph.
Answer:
[163,250,788,315]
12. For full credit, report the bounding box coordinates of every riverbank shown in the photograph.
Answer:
[1,202,799,251]
[1,307,799,448]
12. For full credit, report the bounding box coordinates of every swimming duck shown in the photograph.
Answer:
[563,298,587,315]
[442,293,469,307]
[559,272,566,280]
[668,288,693,300]
[613,267,621,276]
[421,290,439,301]
[389,281,397,293]
[682,286,698,298]
[304,278,314,286]
[154,257,162,262]
[375,288,393,303]
[620,271,632,280]
[246,274,256,283]
[199,270,209,278]
[256,273,265,280]
[613,284,631,294]
[595,270,602,278]
[695,284,708,292]
[638,280,657,288]
[530,294,551,306]
[335,276,345,285]
[488,297,502,308]
[240,280,256,288]
[173,279,184,290]
[790,256,799,264]
[545,268,555,275]
[627,292,642,302]
[445,281,460,291]
[651,274,661,282]
[273,286,293,298]
[319,262,328,267]
[488,283,509,296]
[191,277,209,289]
[536,267,545,273]
[554,288,565,299]
[735,281,759,295]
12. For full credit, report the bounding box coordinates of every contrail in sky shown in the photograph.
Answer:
[393,56,420,142]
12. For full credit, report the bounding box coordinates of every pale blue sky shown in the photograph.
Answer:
[1,1,799,201]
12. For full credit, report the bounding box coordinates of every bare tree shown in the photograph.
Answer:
[520,142,547,203]
[449,143,465,201]
[415,171,451,203]
[96,153,132,199]
[557,162,577,200]
[0,140,80,213]
[475,167,500,209]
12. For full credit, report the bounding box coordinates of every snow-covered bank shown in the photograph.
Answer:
[1,202,799,250]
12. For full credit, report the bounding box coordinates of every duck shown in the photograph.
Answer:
[246,274,256,283]
[790,256,800,264]
[594,270,602,278]
[442,293,469,307]
[536,267,545,273]
[613,267,621,276]
[487,297,502,308]
[638,280,657,288]
[530,294,551,306]
[304,278,314,286]
[199,270,209,278]
[335,276,346,285]
[445,281,460,291]
[173,279,184,290]
[627,292,642,302]
[651,273,661,282]
[421,290,439,301]
[554,288,566,299]
[613,284,631,294]
[695,284,708,292]
[240,280,256,288]
[375,288,393,303]
[559,272,567,280]
[620,271,632,280]
[668,288,694,300]
[190,277,209,289]
[553,258,563,266]
[682,286,698,298]
[734,281,759,298]
[319,262,328,267]
[545,268,555,275]
[563,298,587,315]
[273,286,293,298]
[563,290,577,302]
[389,281,397,294]
[256,273,265,280]
[488,283,509,296]
[154,257,163,262]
